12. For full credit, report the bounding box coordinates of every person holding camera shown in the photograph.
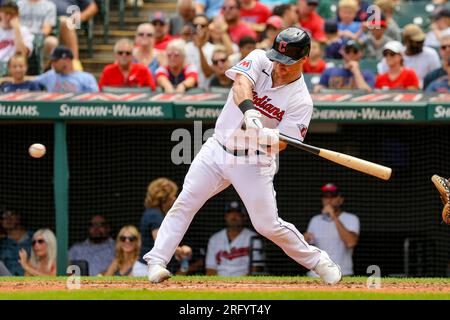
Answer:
[303,183,360,276]
[185,14,215,90]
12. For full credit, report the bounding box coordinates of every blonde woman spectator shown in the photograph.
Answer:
[133,23,166,77]
[208,46,232,88]
[18,228,57,276]
[139,178,192,274]
[104,225,147,277]
[155,39,198,93]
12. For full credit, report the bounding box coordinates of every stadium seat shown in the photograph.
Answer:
[0,61,7,77]
[303,73,321,91]
[96,0,110,44]
[393,1,434,29]
[101,86,154,93]
[69,260,89,276]
[27,33,45,76]
[359,59,378,73]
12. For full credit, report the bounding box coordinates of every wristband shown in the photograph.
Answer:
[238,99,255,114]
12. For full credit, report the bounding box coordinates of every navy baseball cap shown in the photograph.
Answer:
[225,201,245,214]
[321,183,341,197]
[50,46,74,61]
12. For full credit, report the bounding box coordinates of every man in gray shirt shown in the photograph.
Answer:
[304,184,360,276]
[18,0,56,35]
[68,214,115,276]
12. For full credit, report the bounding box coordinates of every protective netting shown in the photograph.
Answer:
[1,122,450,276]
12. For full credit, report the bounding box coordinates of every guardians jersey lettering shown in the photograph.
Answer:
[252,91,285,121]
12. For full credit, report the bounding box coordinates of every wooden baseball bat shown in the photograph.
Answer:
[279,133,392,181]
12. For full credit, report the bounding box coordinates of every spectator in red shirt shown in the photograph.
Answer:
[155,39,198,93]
[239,0,272,34]
[98,38,156,91]
[151,11,176,51]
[297,0,326,42]
[375,41,420,90]
[222,0,257,44]
[303,40,326,73]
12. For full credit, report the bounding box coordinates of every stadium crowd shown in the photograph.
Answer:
[0,178,359,277]
[0,0,449,93]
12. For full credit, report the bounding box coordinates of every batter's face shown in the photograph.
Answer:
[272,58,305,81]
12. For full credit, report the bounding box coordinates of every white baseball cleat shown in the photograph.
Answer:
[313,251,342,285]
[147,264,171,284]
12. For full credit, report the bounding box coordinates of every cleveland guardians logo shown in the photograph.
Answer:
[278,41,287,53]
[297,124,308,138]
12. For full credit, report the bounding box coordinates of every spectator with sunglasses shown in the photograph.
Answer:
[186,14,216,89]
[139,178,192,274]
[0,208,33,276]
[362,16,393,60]
[424,30,450,90]
[151,11,176,51]
[18,229,57,276]
[314,40,374,92]
[155,39,198,93]
[378,24,441,86]
[208,46,232,89]
[221,0,257,44]
[133,23,166,78]
[375,41,419,90]
[104,226,147,277]
[68,215,115,276]
[98,38,156,91]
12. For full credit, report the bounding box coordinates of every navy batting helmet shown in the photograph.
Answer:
[266,27,311,65]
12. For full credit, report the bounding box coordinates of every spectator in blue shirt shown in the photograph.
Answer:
[36,45,98,92]
[196,0,224,19]
[0,53,44,92]
[0,208,33,276]
[426,56,450,93]
[314,40,375,92]
[324,19,343,59]
[68,214,115,276]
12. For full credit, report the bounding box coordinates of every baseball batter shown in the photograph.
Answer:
[144,27,342,284]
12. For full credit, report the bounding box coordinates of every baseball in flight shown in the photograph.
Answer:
[29,143,46,158]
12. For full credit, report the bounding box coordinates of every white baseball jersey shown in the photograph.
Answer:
[214,49,313,151]
[205,228,264,276]
[307,212,360,275]
[145,47,327,275]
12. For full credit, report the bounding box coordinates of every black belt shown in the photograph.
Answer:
[220,143,265,156]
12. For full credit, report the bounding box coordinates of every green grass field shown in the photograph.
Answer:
[1,276,450,300]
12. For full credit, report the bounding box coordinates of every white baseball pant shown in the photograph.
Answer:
[143,137,322,270]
